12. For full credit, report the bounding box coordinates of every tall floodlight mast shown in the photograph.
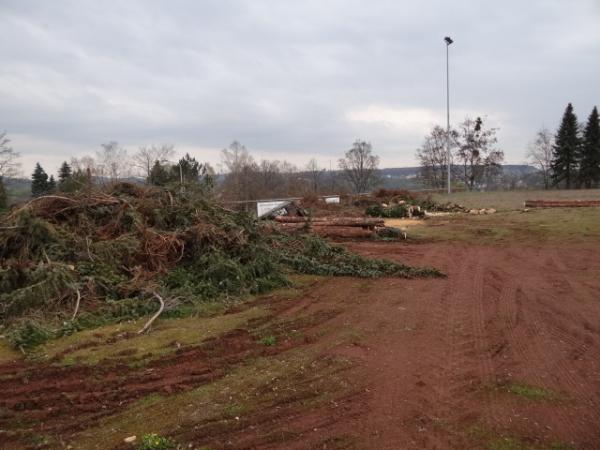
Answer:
[444,36,453,194]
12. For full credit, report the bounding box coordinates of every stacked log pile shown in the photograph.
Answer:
[274,216,385,238]
[525,199,600,208]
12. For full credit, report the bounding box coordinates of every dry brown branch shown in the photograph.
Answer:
[71,288,81,321]
[85,237,95,262]
[138,291,165,334]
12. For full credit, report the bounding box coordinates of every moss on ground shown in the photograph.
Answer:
[0,340,21,363]
[467,423,574,450]
[36,306,268,365]
[68,349,355,450]
[503,382,561,401]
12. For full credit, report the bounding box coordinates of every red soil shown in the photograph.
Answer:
[333,241,600,449]
[2,241,600,449]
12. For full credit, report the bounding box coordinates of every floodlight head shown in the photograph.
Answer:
[444,36,454,45]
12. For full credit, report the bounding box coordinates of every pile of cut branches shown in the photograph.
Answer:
[0,183,442,349]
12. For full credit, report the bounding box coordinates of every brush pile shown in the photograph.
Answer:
[367,189,467,216]
[0,183,442,349]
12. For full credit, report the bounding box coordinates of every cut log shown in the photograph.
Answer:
[525,200,600,208]
[311,226,374,238]
[274,216,384,227]
[276,223,309,231]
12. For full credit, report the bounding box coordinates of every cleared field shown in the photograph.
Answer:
[2,199,600,449]
[433,188,600,210]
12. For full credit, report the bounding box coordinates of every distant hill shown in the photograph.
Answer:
[378,165,538,189]
[3,177,31,205]
[380,165,536,179]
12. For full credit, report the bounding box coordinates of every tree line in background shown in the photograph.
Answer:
[0,135,382,207]
[2,102,598,207]
[416,105,600,191]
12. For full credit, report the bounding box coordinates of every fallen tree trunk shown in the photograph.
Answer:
[525,199,600,208]
[311,226,374,238]
[276,223,309,231]
[274,216,384,227]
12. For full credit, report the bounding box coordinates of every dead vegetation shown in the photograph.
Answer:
[0,183,441,350]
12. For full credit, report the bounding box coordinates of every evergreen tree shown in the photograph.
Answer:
[48,175,57,192]
[58,161,72,184]
[172,153,201,183]
[0,177,7,210]
[148,160,173,186]
[31,162,50,197]
[579,106,600,188]
[551,103,581,189]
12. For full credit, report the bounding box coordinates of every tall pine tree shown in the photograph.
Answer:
[551,103,581,189]
[48,175,57,192]
[58,161,72,184]
[579,106,600,188]
[31,162,50,197]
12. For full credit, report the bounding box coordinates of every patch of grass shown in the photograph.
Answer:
[488,436,535,450]
[137,433,176,450]
[433,189,600,211]
[547,443,575,450]
[0,339,21,363]
[503,382,560,401]
[222,402,248,418]
[467,423,573,450]
[260,335,277,346]
[35,306,268,365]
[410,208,600,243]
[336,328,366,346]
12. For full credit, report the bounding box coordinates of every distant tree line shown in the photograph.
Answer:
[416,104,600,191]
[0,135,383,206]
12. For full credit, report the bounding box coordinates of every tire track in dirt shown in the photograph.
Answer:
[349,242,600,449]
[493,246,600,446]
[413,244,501,446]
[339,242,459,449]
[516,288,600,445]
[469,247,504,430]
[491,271,584,444]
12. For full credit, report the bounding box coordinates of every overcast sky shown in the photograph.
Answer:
[1,0,599,175]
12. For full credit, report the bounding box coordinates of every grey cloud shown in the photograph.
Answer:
[1,0,599,173]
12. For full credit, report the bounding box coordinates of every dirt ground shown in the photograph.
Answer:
[2,216,600,449]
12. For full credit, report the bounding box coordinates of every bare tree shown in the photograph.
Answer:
[416,126,457,189]
[70,155,97,174]
[453,117,503,190]
[0,132,21,178]
[257,159,283,196]
[132,144,175,179]
[338,140,380,193]
[306,158,325,193]
[526,127,554,189]
[220,141,257,200]
[96,141,128,181]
